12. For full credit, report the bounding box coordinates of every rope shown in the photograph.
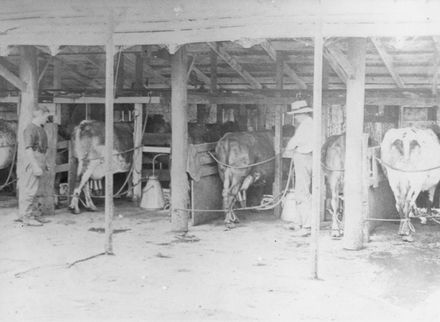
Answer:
[376,157,440,173]
[207,150,284,169]
[321,162,345,172]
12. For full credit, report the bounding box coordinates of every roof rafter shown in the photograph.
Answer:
[371,37,405,88]
[323,44,354,84]
[207,42,262,89]
[260,40,307,90]
[0,58,27,91]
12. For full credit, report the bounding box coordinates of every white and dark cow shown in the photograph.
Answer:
[215,132,274,228]
[321,134,346,238]
[69,120,133,214]
[381,127,440,241]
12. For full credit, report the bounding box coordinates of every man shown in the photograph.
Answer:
[17,105,52,226]
[284,100,313,237]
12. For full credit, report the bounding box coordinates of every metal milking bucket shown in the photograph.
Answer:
[140,153,166,210]
[281,189,298,222]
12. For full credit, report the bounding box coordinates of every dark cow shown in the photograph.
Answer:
[381,127,440,241]
[68,120,133,214]
[0,120,16,190]
[215,132,275,227]
[322,133,378,238]
[321,134,345,238]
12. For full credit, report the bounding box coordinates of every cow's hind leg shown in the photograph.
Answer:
[400,187,418,242]
[69,160,99,214]
[83,181,98,211]
[330,179,343,238]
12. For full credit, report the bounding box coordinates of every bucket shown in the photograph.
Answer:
[281,190,298,222]
[140,175,165,210]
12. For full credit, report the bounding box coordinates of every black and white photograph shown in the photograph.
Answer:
[1,0,440,321]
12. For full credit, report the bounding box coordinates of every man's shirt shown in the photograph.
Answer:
[285,116,313,154]
[24,123,48,154]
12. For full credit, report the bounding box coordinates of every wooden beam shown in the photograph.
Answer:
[323,44,354,84]
[273,51,283,218]
[311,35,324,279]
[104,28,115,255]
[207,42,262,89]
[371,38,405,88]
[343,38,367,251]
[38,58,50,84]
[171,45,189,232]
[116,52,125,91]
[0,61,27,92]
[261,40,307,90]
[132,103,143,202]
[134,52,143,89]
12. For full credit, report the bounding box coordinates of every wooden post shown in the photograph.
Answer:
[116,52,125,93]
[273,52,283,218]
[132,103,143,202]
[171,45,189,232]
[311,35,324,279]
[85,104,91,120]
[40,119,56,216]
[210,45,218,122]
[343,38,367,251]
[104,30,115,254]
[135,52,143,89]
[257,105,267,130]
[17,46,38,215]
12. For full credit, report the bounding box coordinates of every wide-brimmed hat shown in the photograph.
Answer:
[287,100,313,115]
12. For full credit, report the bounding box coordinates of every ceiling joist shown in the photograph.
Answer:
[207,42,262,89]
[260,40,307,90]
[323,44,354,84]
[371,37,405,89]
[0,60,27,91]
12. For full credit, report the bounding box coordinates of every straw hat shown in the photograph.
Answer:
[287,100,313,115]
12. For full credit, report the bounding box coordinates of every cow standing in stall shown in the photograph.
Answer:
[69,120,133,214]
[381,127,440,241]
[215,132,275,228]
[321,134,345,238]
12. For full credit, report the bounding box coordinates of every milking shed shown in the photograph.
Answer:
[1,0,440,277]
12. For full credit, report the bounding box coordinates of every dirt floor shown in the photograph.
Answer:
[1,198,440,322]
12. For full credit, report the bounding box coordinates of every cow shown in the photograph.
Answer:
[322,133,379,238]
[380,127,440,241]
[321,134,346,238]
[0,120,16,191]
[68,120,133,214]
[215,132,275,228]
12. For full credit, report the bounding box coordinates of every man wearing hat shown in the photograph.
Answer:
[17,105,52,226]
[285,100,313,237]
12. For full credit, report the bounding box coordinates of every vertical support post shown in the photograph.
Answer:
[116,52,125,93]
[104,28,115,254]
[41,118,57,216]
[362,133,370,244]
[18,46,38,214]
[210,44,218,122]
[311,35,324,280]
[257,105,267,130]
[343,38,367,251]
[171,45,189,232]
[273,51,283,218]
[85,104,91,120]
[135,52,144,89]
[132,103,143,202]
